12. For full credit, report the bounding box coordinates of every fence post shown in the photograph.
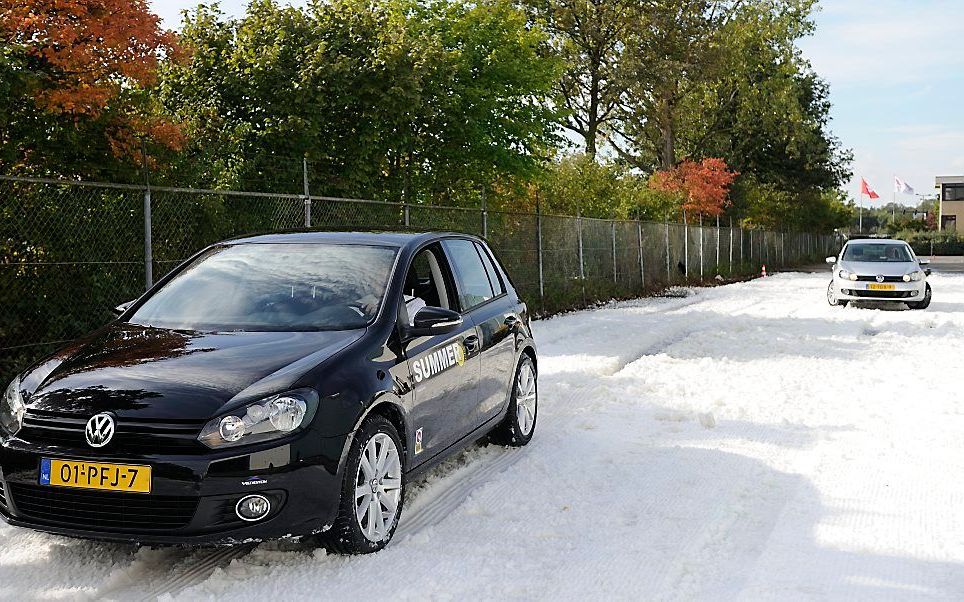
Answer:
[699,213,704,280]
[637,221,645,292]
[749,229,753,266]
[683,209,689,279]
[728,217,733,274]
[537,199,544,313]
[481,189,488,238]
[141,141,153,290]
[715,214,720,273]
[143,186,153,290]
[665,220,670,283]
[577,209,586,304]
[611,221,617,285]
[302,158,311,228]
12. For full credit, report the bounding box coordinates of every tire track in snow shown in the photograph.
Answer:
[95,544,256,601]
[396,444,525,537]
[99,444,527,600]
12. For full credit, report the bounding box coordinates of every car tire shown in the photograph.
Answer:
[491,354,537,447]
[827,281,847,307]
[907,283,932,310]
[325,415,405,554]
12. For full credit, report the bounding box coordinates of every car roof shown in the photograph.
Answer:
[225,230,481,250]
[846,239,908,246]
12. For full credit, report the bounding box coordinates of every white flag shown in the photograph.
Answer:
[894,176,915,195]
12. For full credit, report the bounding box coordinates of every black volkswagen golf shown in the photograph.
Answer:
[0,232,537,553]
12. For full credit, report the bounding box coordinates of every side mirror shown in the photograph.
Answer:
[825,256,837,264]
[406,306,462,337]
[918,258,931,265]
[112,300,135,317]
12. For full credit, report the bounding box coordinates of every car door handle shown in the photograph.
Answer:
[463,335,480,354]
[503,315,519,327]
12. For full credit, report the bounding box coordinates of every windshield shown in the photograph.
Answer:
[129,243,397,331]
[842,243,913,263]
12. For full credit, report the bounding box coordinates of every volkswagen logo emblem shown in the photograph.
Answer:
[85,413,115,448]
[875,274,885,283]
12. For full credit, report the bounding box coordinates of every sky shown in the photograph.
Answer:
[151,0,964,207]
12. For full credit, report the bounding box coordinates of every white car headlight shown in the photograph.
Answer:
[1,377,26,436]
[908,271,923,282]
[198,390,317,449]
[838,269,857,281]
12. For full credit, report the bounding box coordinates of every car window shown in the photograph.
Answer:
[129,243,397,331]
[403,247,450,310]
[476,242,505,296]
[843,244,913,263]
[442,239,496,311]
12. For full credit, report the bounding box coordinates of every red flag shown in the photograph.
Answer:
[860,178,880,199]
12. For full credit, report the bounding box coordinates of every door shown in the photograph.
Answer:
[440,239,518,426]
[402,245,482,466]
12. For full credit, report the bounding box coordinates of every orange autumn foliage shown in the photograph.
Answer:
[649,158,738,218]
[0,0,179,115]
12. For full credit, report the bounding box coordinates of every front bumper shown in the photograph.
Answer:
[834,279,926,302]
[0,431,350,545]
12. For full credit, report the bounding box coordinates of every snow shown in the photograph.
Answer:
[3,272,964,600]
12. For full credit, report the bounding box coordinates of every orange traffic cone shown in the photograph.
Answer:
[761,265,767,278]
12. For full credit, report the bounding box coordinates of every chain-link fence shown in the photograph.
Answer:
[0,175,837,383]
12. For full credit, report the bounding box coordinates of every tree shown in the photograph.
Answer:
[677,0,852,192]
[0,0,181,176]
[614,0,736,170]
[526,0,635,159]
[161,0,560,201]
[649,157,737,218]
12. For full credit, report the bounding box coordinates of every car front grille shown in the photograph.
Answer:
[19,410,207,455]
[847,289,914,299]
[8,483,198,531]
[855,275,905,282]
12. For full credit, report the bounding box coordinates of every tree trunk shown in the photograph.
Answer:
[658,96,675,169]
[585,62,601,160]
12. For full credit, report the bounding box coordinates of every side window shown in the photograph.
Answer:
[402,246,451,324]
[476,243,505,296]
[442,239,495,311]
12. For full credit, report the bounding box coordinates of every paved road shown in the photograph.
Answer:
[924,255,964,273]
[794,255,964,274]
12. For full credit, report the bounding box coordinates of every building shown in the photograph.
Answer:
[936,175,964,231]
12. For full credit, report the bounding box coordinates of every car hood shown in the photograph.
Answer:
[838,261,919,277]
[23,323,364,421]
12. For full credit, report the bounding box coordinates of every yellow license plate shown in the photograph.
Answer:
[40,458,151,493]
[867,283,896,291]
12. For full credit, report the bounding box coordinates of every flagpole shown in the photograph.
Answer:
[859,182,863,232]
[893,175,896,223]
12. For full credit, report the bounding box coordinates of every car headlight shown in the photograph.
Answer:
[1,377,26,436]
[838,270,857,281]
[905,271,923,282]
[198,390,318,449]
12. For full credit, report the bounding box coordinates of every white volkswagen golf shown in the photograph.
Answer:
[826,239,931,309]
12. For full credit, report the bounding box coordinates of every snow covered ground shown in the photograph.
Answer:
[2,271,964,600]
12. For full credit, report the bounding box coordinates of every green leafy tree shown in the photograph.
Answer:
[525,0,636,159]
[160,0,561,203]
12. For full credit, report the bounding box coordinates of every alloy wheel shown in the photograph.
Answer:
[515,362,537,436]
[353,432,402,542]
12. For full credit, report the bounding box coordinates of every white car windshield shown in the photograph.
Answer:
[842,244,913,263]
[129,243,397,331]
